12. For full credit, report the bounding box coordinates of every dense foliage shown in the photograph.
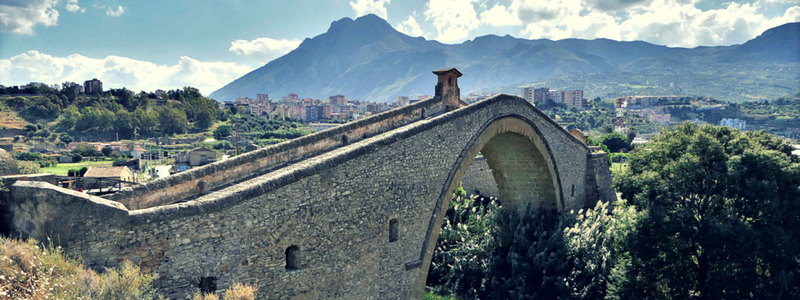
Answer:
[226,112,314,146]
[427,186,499,298]
[429,123,800,299]
[2,86,218,139]
[613,123,800,299]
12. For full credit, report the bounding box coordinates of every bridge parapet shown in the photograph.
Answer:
[105,95,447,209]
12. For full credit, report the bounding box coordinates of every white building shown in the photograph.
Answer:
[719,118,746,130]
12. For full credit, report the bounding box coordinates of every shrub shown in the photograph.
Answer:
[191,282,257,300]
[17,161,41,174]
[427,184,500,299]
[0,237,161,300]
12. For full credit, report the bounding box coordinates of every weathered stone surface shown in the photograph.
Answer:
[0,149,19,176]
[6,94,615,299]
[461,156,499,199]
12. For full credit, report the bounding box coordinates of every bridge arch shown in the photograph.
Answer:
[412,115,564,297]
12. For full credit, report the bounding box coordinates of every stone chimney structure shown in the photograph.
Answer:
[433,68,462,111]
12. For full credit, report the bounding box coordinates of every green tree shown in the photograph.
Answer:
[157,107,188,135]
[599,132,630,153]
[483,208,573,300]
[626,127,636,144]
[213,125,232,140]
[59,133,73,144]
[194,107,216,129]
[613,123,800,299]
[101,146,113,157]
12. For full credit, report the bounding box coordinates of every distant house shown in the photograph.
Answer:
[58,155,74,163]
[174,151,190,165]
[131,147,147,159]
[188,148,217,167]
[83,166,135,189]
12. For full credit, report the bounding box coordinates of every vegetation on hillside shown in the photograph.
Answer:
[225,112,314,146]
[1,85,219,140]
[428,123,800,299]
[0,236,258,299]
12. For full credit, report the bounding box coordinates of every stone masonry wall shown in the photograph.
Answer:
[8,94,605,299]
[590,153,618,204]
[106,96,447,210]
[461,156,499,199]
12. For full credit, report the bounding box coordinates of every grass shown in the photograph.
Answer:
[41,160,114,175]
[0,109,28,130]
[0,237,160,299]
[1,236,258,299]
[191,282,257,300]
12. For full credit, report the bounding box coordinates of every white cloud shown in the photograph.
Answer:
[105,5,125,17]
[615,1,792,47]
[584,0,655,11]
[0,50,253,96]
[480,0,800,47]
[480,3,521,26]
[425,0,481,43]
[758,5,800,32]
[65,0,85,13]
[229,37,302,64]
[0,0,59,35]
[396,15,424,36]
[350,0,390,19]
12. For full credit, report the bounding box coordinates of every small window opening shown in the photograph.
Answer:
[285,245,301,271]
[571,184,575,197]
[198,277,217,294]
[389,219,399,243]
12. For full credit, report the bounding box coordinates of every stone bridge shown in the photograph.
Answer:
[3,69,615,299]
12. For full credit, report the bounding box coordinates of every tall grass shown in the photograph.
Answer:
[1,237,258,300]
[0,237,160,299]
[191,282,257,300]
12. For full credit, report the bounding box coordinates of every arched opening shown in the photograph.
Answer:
[198,276,217,294]
[389,219,399,243]
[285,245,301,271]
[412,116,563,298]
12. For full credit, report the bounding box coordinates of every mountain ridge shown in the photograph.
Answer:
[210,15,799,102]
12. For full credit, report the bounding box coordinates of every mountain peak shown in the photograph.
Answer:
[210,20,798,103]
[327,14,395,35]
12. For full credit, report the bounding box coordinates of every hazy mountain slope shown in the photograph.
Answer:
[210,15,799,102]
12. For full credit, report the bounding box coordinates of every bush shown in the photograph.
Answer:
[427,184,500,299]
[482,208,573,300]
[14,152,42,161]
[191,282,257,300]
[598,132,630,153]
[17,161,41,174]
[0,237,161,299]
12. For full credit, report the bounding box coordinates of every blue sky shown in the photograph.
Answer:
[1,0,798,96]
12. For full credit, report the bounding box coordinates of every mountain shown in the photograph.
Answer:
[210,16,799,102]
